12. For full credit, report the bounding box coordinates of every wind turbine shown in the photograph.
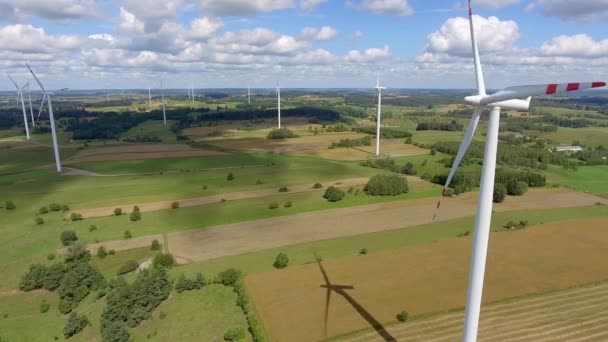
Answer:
[276,81,281,129]
[445,2,607,341]
[247,85,251,105]
[161,80,167,125]
[25,80,35,127]
[148,87,152,106]
[27,64,62,173]
[375,77,386,156]
[7,75,30,140]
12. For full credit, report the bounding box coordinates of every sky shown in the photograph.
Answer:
[1,0,607,90]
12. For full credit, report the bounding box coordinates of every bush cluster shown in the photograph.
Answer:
[129,206,141,221]
[364,174,409,196]
[116,260,139,275]
[503,220,529,230]
[224,327,245,342]
[174,273,205,293]
[312,183,323,189]
[493,183,507,203]
[323,186,346,202]
[507,181,528,196]
[267,128,297,139]
[152,253,175,269]
[329,136,371,149]
[64,312,89,339]
[70,212,83,221]
[150,239,161,251]
[60,230,78,246]
[273,253,289,269]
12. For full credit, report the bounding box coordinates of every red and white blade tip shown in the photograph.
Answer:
[545,82,606,95]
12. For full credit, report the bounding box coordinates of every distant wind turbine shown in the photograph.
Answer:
[148,87,152,106]
[248,85,251,105]
[27,64,62,173]
[375,77,386,156]
[276,81,281,129]
[161,80,167,125]
[26,80,35,127]
[7,75,30,140]
[444,2,607,341]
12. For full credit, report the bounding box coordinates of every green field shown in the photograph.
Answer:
[539,127,608,147]
[548,165,608,197]
[120,120,179,143]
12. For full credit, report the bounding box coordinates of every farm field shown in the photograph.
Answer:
[341,280,608,342]
[547,165,608,197]
[539,127,608,147]
[246,218,608,342]
[120,120,179,143]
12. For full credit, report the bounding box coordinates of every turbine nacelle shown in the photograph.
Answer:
[464,95,531,111]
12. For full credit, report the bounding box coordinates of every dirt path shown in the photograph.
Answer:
[72,177,372,218]
[85,188,608,263]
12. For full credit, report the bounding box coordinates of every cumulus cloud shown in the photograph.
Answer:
[123,0,182,32]
[347,0,413,16]
[0,0,100,21]
[529,0,608,20]
[300,0,328,10]
[540,34,608,58]
[301,26,338,41]
[425,15,520,56]
[0,24,82,53]
[198,0,296,15]
[474,0,522,9]
[189,17,224,41]
[345,45,390,62]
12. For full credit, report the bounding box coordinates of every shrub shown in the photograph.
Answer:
[63,312,89,339]
[347,186,354,194]
[313,183,323,189]
[403,162,416,175]
[151,239,161,251]
[19,264,47,291]
[273,253,289,269]
[216,268,242,287]
[507,181,528,196]
[4,200,16,210]
[493,183,507,203]
[171,201,179,209]
[268,202,279,209]
[47,253,56,260]
[49,203,61,212]
[421,172,432,181]
[227,173,235,181]
[88,225,97,232]
[60,230,78,246]
[70,212,83,221]
[113,208,123,216]
[63,243,90,264]
[153,253,175,268]
[129,211,141,222]
[35,217,44,225]
[58,300,73,314]
[97,246,107,259]
[40,299,50,313]
[123,230,132,239]
[108,249,115,255]
[175,273,205,293]
[39,206,49,214]
[364,174,409,196]
[323,186,346,202]
[360,248,368,255]
[267,128,297,139]
[159,311,167,320]
[284,201,293,208]
[278,186,289,192]
[256,180,263,185]
[61,205,70,212]
[397,310,409,323]
[224,327,245,342]
[116,260,139,275]
[430,148,437,155]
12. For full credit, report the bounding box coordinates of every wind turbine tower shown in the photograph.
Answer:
[26,81,35,127]
[7,75,30,140]
[161,80,167,125]
[248,86,251,105]
[276,81,281,129]
[27,64,62,173]
[148,87,152,106]
[440,2,607,341]
[375,77,386,156]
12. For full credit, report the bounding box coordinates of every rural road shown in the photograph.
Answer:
[86,188,608,263]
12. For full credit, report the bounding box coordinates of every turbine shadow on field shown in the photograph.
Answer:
[316,256,396,342]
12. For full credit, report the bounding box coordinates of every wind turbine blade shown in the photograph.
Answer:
[468,0,486,95]
[7,75,19,90]
[37,93,46,122]
[443,106,483,193]
[482,82,606,105]
[26,64,47,94]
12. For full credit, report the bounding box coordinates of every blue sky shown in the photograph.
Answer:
[1,0,607,90]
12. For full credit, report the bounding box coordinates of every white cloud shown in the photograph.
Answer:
[540,34,608,58]
[425,15,520,56]
[0,0,100,21]
[345,45,390,62]
[0,24,82,54]
[198,0,296,15]
[300,26,338,41]
[300,0,328,10]
[474,0,522,9]
[530,0,608,20]
[123,0,182,31]
[118,8,145,35]
[189,17,224,41]
[349,30,364,42]
[348,0,413,16]
[300,26,318,39]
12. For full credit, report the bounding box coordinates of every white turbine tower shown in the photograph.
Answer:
[276,81,281,129]
[161,80,167,125]
[27,64,62,173]
[248,85,251,105]
[444,2,607,341]
[375,77,386,156]
[26,81,35,127]
[148,87,152,106]
[7,75,30,140]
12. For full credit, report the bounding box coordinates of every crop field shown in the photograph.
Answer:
[539,127,608,147]
[64,143,228,164]
[246,219,608,342]
[341,280,608,342]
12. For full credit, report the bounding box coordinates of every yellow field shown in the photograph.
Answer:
[246,219,608,342]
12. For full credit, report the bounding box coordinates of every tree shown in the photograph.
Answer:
[323,186,346,202]
[60,230,78,246]
[364,174,409,196]
[216,268,242,287]
[123,230,132,239]
[227,173,235,181]
[49,203,61,211]
[64,312,89,338]
[397,310,409,323]
[150,239,161,251]
[70,212,83,221]
[152,253,175,268]
[493,183,507,203]
[97,246,108,259]
[129,210,141,222]
[64,243,91,264]
[268,202,279,209]
[171,201,179,209]
[113,208,123,216]
[273,253,289,269]
[35,217,44,225]
[224,327,245,341]
[101,321,129,342]
[19,264,47,291]
[39,206,49,214]
[44,263,66,291]
[507,181,528,196]
[5,200,16,210]
[89,225,98,232]
[278,186,289,192]
[403,162,416,175]
[313,183,323,189]
[267,128,297,139]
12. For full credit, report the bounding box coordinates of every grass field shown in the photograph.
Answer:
[539,127,608,147]
[340,280,608,341]
[246,218,608,341]
[120,120,179,143]
[547,165,608,197]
